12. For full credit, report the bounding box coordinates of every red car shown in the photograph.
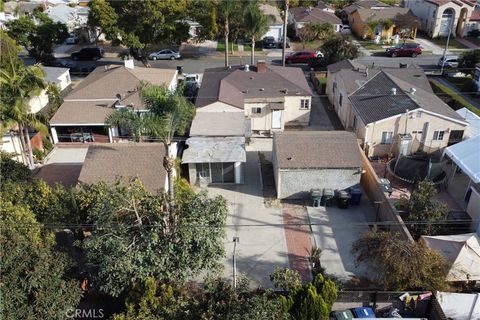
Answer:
[385,43,422,57]
[285,50,322,64]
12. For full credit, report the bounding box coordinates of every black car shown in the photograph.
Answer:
[263,36,277,49]
[53,59,96,75]
[71,47,105,61]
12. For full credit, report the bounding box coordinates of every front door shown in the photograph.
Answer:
[272,110,282,129]
[448,130,464,146]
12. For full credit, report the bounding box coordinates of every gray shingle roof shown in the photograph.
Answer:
[182,137,246,163]
[274,131,361,169]
[50,101,115,125]
[78,143,167,193]
[189,112,245,137]
[290,7,342,24]
[195,65,312,109]
[355,7,416,23]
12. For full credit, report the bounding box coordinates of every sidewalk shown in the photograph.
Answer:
[456,37,479,49]
[415,37,445,55]
[430,77,480,109]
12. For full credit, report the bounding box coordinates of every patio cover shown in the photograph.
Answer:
[182,137,246,164]
[444,135,480,184]
[421,233,480,281]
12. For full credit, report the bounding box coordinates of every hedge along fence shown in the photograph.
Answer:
[310,71,327,94]
[429,79,480,117]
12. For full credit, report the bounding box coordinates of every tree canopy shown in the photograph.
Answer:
[321,34,360,64]
[459,49,480,76]
[352,231,449,291]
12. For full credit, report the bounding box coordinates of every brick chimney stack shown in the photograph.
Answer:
[257,60,266,73]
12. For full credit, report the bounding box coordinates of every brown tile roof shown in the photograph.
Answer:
[290,7,342,24]
[196,65,312,109]
[78,143,166,192]
[425,0,475,6]
[355,7,416,22]
[343,0,390,14]
[470,11,480,21]
[274,131,361,169]
[50,100,115,125]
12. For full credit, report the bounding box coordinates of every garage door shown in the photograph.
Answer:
[262,26,283,41]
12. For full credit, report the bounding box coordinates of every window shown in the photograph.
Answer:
[381,131,393,144]
[339,93,343,107]
[352,115,357,130]
[300,99,310,110]
[333,81,337,93]
[416,111,422,118]
[433,131,445,140]
[251,107,261,114]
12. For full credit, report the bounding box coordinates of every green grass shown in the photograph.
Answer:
[429,79,480,117]
[216,41,262,52]
[430,37,468,49]
[443,77,480,105]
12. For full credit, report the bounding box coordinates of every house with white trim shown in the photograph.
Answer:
[326,60,468,157]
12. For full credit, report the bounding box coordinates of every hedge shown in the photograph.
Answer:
[429,79,480,117]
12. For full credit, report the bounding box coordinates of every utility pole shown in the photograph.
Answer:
[440,19,454,75]
[282,0,289,67]
[232,236,239,289]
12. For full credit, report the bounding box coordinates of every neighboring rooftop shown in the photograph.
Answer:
[354,7,417,22]
[42,66,69,84]
[182,137,246,164]
[290,6,342,24]
[189,112,245,137]
[316,1,335,11]
[424,0,475,7]
[274,131,361,169]
[3,1,43,14]
[259,3,283,24]
[343,0,390,14]
[456,108,480,138]
[78,143,166,192]
[196,64,311,109]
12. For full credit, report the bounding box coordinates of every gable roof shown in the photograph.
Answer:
[259,3,283,25]
[274,131,361,169]
[196,65,312,109]
[354,7,416,22]
[343,0,390,14]
[42,66,69,84]
[316,1,335,11]
[190,112,245,137]
[290,7,342,24]
[78,143,166,192]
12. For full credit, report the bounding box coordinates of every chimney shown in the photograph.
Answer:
[244,64,250,72]
[257,60,266,73]
[124,59,134,69]
[410,87,416,95]
[391,87,397,95]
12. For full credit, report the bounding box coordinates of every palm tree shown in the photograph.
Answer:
[0,57,46,169]
[243,1,270,66]
[105,107,146,142]
[219,0,237,68]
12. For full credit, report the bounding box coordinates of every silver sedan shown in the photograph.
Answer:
[148,49,181,60]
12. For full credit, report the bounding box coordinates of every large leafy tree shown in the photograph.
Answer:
[6,12,68,63]
[459,49,480,76]
[0,200,82,319]
[352,231,449,291]
[82,180,227,297]
[0,43,47,169]
[407,180,448,238]
[243,1,270,65]
[186,0,219,41]
[320,34,360,64]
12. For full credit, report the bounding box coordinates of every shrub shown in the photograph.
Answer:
[429,80,480,116]
[42,136,53,151]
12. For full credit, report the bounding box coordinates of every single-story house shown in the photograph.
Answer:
[326,60,468,157]
[49,61,178,144]
[45,4,89,33]
[183,112,246,185]
[421,233,480,282]
[272,131,362,199]
[289,6,343,33]
[196,61,312,136]
[405,0,476,37]
[29,66,71,114]
[347,7,419,39]
[259,3,284,41]
[78,143,168,192]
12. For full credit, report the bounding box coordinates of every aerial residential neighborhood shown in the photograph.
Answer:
[1,0,480,319]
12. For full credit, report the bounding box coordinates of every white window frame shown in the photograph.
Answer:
[381,131,393,144]
[300,99,310,110]
[433,130,444,140]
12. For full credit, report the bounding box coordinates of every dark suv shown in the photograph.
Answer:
[71,47,105,61]
[385,43,422,57]
[263,36,277,49]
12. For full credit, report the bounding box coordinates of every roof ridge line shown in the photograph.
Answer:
[267,65,311,95]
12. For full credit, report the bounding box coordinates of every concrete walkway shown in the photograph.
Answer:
[415,37,445,55]
[430,77,480,109]
[206,143,289,288]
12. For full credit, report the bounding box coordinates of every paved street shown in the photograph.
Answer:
[205,141,289,288]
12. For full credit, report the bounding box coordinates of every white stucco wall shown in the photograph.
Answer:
[262,25,284,41]
[1,133,26,164]
[28,90,49,114]
[197,102,243,112]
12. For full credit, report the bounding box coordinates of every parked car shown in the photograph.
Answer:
[148,49,181,60]
[340,25,351,34]
[263,36,277,49]
[330,310,354,320]
[308,56,328,70]
[53,59,96,75]
[385,43,422,57]
[437,55,459,68]
[65,34,79,45]
[350,307,376,318]
[277,37,291,48]
[71,47,104,61]
[286,50,322,64]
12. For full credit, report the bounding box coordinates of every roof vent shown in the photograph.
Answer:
[242,89,249,94]
[280,88,288,94]
[391,87,397,95]
[410,87,416,95]
[245,64,250,72]
[287,157,293,160]
[259,88,265,91]
[250,76,254,80]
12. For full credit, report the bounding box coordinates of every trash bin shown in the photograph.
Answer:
[321,188,334,207]
[311,189,322,207]
[176,65,183,74]
[336,190,351,209]
[349,187,362,205]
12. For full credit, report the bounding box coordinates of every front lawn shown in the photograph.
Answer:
[216,41,262,52]
[292,40,324,51]
[429,79,480,116]
[430,37,468,49]
[443,76,480,105]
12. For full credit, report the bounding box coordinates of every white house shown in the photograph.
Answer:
[405,0,476,37]
[289,6,343,34]
[45,4,89,33]
[28,66,71,114]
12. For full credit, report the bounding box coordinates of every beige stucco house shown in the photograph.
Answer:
[405,0,476,37]
[326,60,468,157]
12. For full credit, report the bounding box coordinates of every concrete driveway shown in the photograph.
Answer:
[307,195,375,282]
[206,141,289,288]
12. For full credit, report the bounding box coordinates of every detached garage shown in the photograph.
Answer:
[272,131,362,199]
